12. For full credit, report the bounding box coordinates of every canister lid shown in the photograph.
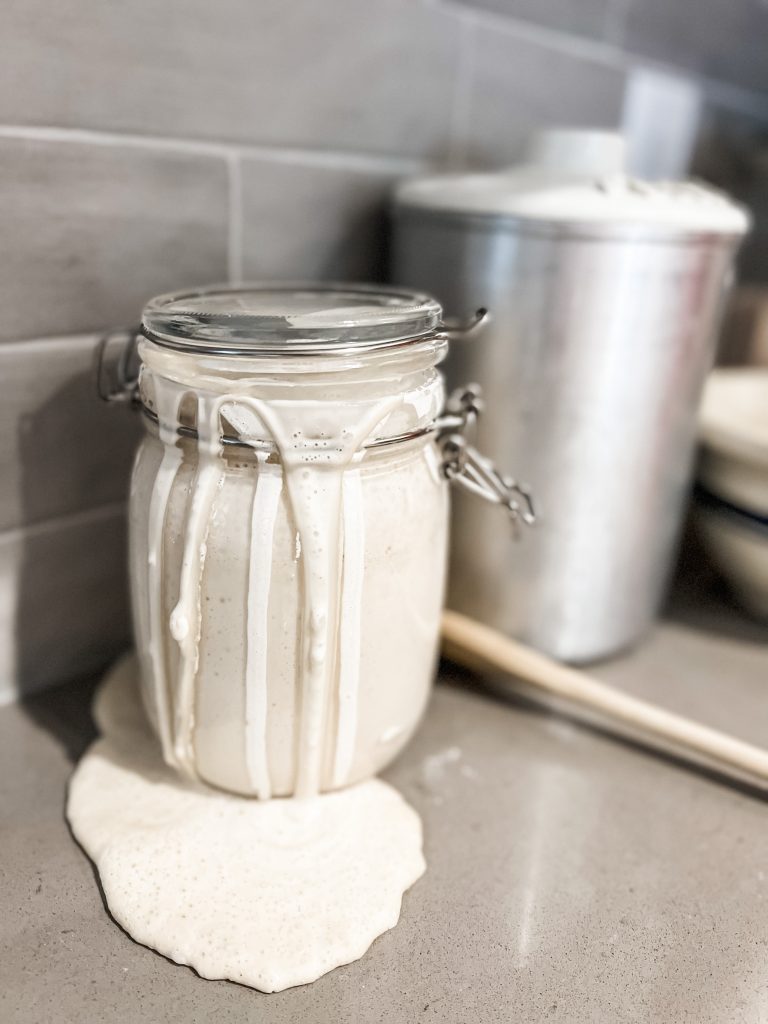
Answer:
[394,130,750,238]
[141,283,443,356]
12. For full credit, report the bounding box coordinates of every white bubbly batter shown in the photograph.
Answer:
[129,339,448,797]
[67,656,426,993]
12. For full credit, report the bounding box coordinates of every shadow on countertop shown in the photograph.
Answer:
[21,671,101,763]
[664,525,768,646]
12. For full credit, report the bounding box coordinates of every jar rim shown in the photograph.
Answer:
[141,282,444,357]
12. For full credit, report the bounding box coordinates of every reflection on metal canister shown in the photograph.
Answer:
[392,131,750,662]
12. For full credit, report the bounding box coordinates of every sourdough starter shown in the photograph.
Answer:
[68,656,425,992]
[129,335,449,797]
[69,285,449,990]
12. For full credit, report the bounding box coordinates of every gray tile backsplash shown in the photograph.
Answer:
[692,104,768,284]
[0,507,130,703]
[463,24,627,166]
[0,0,460,159]
[0,337,141,532]
[450,0,616,40]
[0,0,765,696]
[623,0,768,96]
[0,138,229,342]
[241,159,398,283]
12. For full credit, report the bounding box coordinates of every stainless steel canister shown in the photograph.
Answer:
[391,136,750,662]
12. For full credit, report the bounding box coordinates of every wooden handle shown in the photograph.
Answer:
[441,609,768,782]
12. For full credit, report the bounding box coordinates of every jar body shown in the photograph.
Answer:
[128,338,449,797]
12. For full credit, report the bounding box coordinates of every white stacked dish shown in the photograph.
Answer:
[696,368,768,619]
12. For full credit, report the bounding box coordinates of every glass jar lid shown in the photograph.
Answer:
[141,283,443,356]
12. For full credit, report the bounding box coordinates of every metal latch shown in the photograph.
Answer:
[96,328,141,404]
[437,384,535,534]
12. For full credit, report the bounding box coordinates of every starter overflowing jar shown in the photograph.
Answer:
[128,285,453,798]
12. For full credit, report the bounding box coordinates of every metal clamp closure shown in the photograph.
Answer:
[437,385,535,533]
[96,328,141,404]
[96,320,535,534]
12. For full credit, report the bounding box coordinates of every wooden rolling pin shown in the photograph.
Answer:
[441,609,768,783]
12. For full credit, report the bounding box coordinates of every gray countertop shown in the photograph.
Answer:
[3,583,768,1024]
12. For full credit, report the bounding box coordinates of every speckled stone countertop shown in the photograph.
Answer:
[3,583,768,1024]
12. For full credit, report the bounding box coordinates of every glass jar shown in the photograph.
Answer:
[128,284,452,799]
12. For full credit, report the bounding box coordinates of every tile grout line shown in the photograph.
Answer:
[0,332,106,353]
[437,0,628,68]
[0,124,430,176]
[437,1,768,122]
[0,500,128,545]
[446,9,476,169]
[236,145,428,175]
[226,151,244,284]
[0,122,233,158]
